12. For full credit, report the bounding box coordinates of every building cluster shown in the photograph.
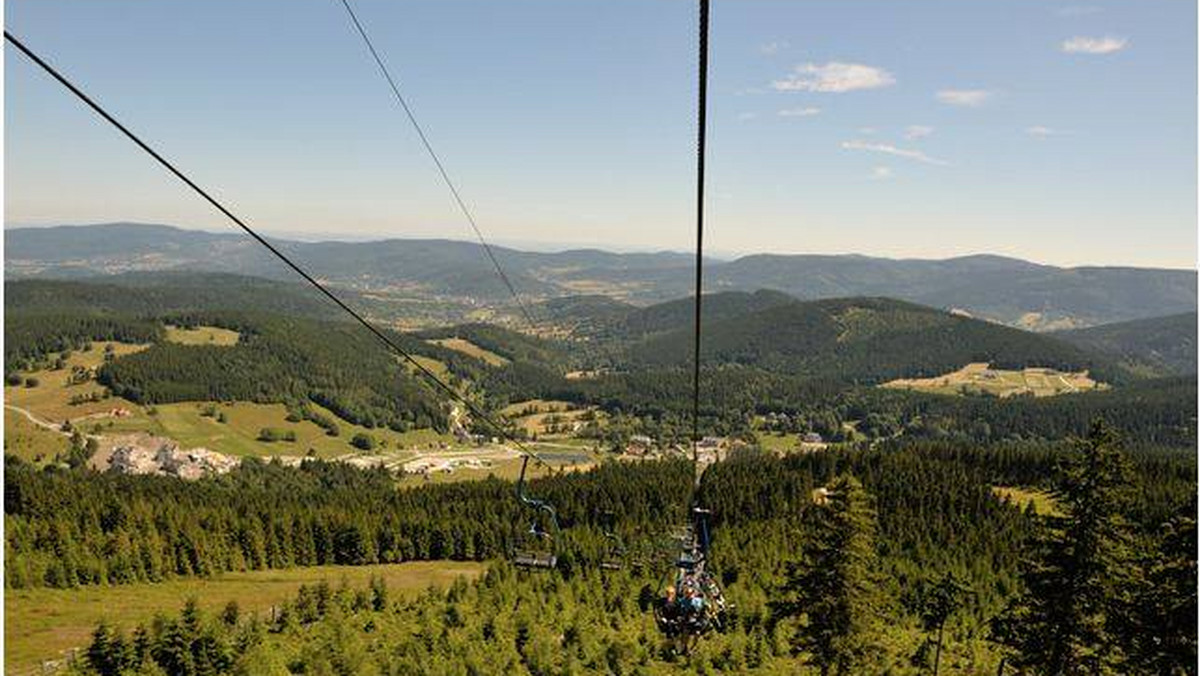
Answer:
[107,438,239,479]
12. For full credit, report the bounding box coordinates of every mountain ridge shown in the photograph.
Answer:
[7,222,1196,330]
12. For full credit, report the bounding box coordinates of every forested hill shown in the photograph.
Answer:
[1053,312,1197,376]
[7,223,1196,328]
[5,273,346,320]
[627,295,1126,384]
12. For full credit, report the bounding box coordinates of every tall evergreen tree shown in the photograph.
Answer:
[994,421,1135,675]
[1126,516,1197,675]
[771,474,882,676]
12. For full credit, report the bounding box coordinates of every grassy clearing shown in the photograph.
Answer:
[408,354,449,379]
[501,400,598,437]
[992,486,1062,517]
[427,338,509,366]
[164,325,240,346]
[123,401,451,460]
[882,362,1104,398]
[4,343,150,423]
[3,413,70,463]
[396,443,598,487]
[4,561,485,675]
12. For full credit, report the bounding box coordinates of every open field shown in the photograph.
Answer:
[163,325,240,346]
[881,362,1105,398]
[755,432,828,454]
[992,486,1062,517]
[3,412,70,463]
[396,441,598,487]
[408,354,450,379]
[427,337,509,366]
[4,343,150,423]
[97,400,455,461]
[501,399,598,436]
[4,561,485,675]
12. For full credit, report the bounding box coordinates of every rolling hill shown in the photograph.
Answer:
[7,223,1195,329]
[626,295,1126,384]
[1054,312,1197,375]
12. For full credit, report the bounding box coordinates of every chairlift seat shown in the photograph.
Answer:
[513,551,557,569]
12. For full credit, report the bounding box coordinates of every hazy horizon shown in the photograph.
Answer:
[5,1,1197,269]
[6,219,1198,271]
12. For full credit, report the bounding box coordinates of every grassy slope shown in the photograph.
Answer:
[4,562,484,675]
[3,413,70,462]
[427,337,510,366]
[163,325,240,346]
[4,343,150,423]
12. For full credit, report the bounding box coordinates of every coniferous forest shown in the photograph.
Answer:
[8,425,1195,674]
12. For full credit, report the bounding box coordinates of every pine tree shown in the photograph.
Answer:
[771,474,882,676]
[994,421,1135,675]
[1126,516,1197,675]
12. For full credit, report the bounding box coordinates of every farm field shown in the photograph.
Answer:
[426,337,509,366]
[163,325,240,346]
[881,362,1105,398]
[992,486,1062,517]
[4,561,485,676]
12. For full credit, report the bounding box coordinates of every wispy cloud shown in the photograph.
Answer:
[871,166,895,180]
[1061,36,1128,54]
[772,62,896,93]
[904,125,934,140]
[841,139,950,166]
[778,107,821,117]
[858,126,878,135]
[1026,125,1057,137]
[936,89,992,107]
[737,112,759,121]
[759,40,789,55]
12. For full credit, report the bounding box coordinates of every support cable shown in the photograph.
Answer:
[335,0,539,332]
[691,0,710,487]
[3,30,550,466]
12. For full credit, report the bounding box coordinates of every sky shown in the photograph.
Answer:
[4,0,1197,268]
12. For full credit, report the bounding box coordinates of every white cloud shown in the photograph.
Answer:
[772,62,896,93]
[871,166,895,180]
[904,125,934,140]
[858,126,878,135]
[1026,125,1057,137]
[841,139,950,166]
[936,89,992,107]
[759,40,789,55]
[737,112,758,121]
[778,107,821,117]
[1061,36,1128,54]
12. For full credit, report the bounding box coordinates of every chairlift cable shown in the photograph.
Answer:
[691,0,709,487]
[335,0,540,333]
[2,29,552,468]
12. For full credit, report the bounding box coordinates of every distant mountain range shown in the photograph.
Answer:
[6,222,1196,330]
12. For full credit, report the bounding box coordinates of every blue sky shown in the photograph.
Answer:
[5,0,1196,267]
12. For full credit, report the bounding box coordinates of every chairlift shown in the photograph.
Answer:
[652,507,730,646]
[511,455,559,570]
[598,510,627,571]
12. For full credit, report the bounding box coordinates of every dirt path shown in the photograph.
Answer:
[5,404,64,432]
